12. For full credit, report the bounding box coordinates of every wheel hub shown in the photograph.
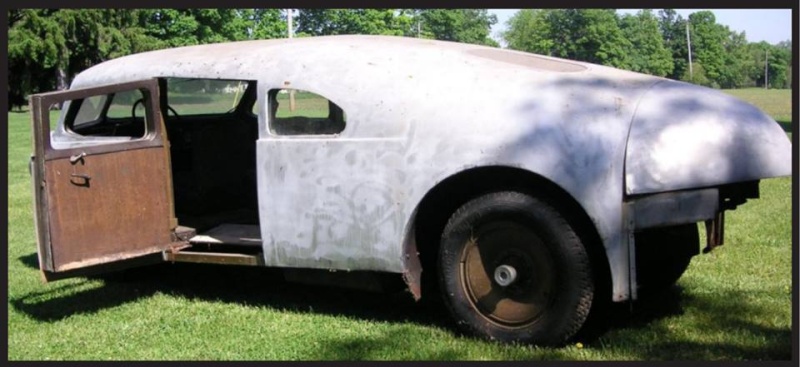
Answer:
[494,264,518,286]
[460,221,555,327]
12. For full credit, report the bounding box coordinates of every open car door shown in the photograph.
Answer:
[30,79,179,281]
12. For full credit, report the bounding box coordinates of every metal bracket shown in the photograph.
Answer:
[703,211,725,253]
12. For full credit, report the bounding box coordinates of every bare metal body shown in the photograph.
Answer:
[33,35,791,310]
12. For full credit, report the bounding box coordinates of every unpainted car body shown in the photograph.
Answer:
[30,35,792,345]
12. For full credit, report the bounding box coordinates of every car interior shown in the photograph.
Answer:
[61,77,347,252]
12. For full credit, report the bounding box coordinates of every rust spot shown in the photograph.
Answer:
[45,147,173,270]
[402,235,423,301]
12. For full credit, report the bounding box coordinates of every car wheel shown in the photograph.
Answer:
[438,191,594,345]
[635,224,699,296]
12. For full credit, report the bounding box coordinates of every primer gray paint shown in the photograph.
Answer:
[61,35,792,301]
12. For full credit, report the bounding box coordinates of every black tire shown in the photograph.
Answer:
[438,191,594,345]
[635,224,699,296]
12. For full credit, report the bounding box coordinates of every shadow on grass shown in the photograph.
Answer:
[12,253,792,359]
[575,284,791,360]
[12,253,451,328]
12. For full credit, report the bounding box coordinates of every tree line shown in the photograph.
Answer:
[8,9,791,111]
[503,9,791,90]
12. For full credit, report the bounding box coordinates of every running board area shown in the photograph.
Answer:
[164,224,264,266]
[188,224,262,247]
[164,251,264,266]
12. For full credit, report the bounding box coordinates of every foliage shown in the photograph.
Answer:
[501,10,553,54]
[503,8,791,90]
[680,62,713,87]
[765,41,791,89]
[619,10,673,77]
[7,8,793,110]
[503,9,632,68]
[417,9,498,46]
[686,11,728,87]
[8,9,63,109]
[7,9,289,110]
[296,9,411,36]
[9,8,503,110]
[293,9,497,46]
[251,9,287,40]
[657,9,689,80]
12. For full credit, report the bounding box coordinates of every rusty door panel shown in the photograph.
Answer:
[31,78,177,275]
[45,148,172,271]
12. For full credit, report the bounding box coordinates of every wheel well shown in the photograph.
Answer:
[410,166,611,301]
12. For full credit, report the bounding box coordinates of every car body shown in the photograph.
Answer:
[29,35,792,344]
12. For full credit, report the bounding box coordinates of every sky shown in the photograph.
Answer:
[488,9,793,47]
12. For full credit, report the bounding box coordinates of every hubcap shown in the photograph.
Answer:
[460,221,555,327]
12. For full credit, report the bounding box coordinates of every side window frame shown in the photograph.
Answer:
[60,89,149,140]
[163,78,257,117]
[41,79,163,154]
[267,88,347,137]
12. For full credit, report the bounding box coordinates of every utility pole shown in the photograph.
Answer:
[686,20,693,81]
[765,49,769,89]
[287,9,293,38]
[287,9,295,111]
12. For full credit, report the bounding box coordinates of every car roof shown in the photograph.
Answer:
[70,35,597,89]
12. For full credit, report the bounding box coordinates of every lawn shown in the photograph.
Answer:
[6,88,794,360]
[723,88,793,136]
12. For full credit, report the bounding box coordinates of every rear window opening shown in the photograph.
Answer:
[268,89,346,135]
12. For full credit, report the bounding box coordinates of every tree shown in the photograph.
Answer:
[296,9,411,37]
[658,9,688,80]
[574,9,631,68]
[619,10,673,76]
[503,9,630,68]
[502,9,554,54]
[142,9,239,47]
[418,9,498,46]
[765,42,791,88]
[250,9,287,39]
[8,9,289,110]
[717,28,750,88]
[680,62,712,87]
[775,40,792,89]
[8,9,63,109]
[686,11,727,87]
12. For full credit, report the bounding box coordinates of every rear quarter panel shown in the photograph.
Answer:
[257,55,655,295]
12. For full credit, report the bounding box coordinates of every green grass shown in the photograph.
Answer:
[723,88,793,136]
[6,88,793,360]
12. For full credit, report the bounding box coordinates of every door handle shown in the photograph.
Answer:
[69,152,87,165]
[70,174,91,187]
